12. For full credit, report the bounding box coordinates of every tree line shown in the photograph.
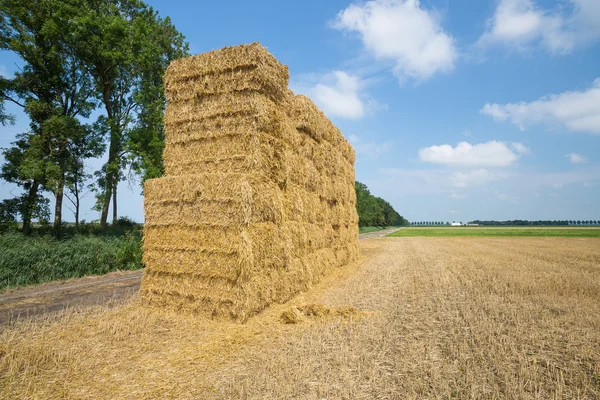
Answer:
[412,222,452,226]
[410,220,600,226]
[355,181,408,227]
[469,220,599,226]
[0,0,188,235]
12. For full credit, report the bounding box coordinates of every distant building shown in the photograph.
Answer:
[451,222,462,226]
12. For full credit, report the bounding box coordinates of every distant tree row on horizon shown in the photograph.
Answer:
[411,222,452,226]
[470,220,600,226]
[410,220,600,226]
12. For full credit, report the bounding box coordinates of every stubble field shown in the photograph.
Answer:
[1,237,599,399]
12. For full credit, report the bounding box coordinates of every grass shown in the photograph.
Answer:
[388,226,600,238]
[358,226,388,234]
[0,228,143,291]
[1,238,599,398]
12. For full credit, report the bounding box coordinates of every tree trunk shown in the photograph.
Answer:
[112,180,117,225]
[22,180,39,235]
[74,181,80,229]
[53,171,64,237]
[100,87,115,229]
[100,132,118,229]
[100,177,112,228]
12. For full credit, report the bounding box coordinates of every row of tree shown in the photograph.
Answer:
[0,0,188,235]
[469,220,600,226]
[411,222,453,226]
[354,181,408,227]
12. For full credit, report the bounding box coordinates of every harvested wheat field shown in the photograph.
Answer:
[1,237,600,399]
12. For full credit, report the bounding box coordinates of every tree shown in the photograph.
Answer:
[355,181,381,227]
[0,0,97,235]
[69,0,188,228]
[64,123,104,228]
[354,181,408,227]
[0,133,51,233]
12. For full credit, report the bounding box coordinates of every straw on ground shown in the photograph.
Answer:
[2,237,599,399]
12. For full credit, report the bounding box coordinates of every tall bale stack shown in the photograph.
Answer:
[140,43,359,321]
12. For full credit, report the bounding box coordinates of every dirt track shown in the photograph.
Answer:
[0,228,400,327]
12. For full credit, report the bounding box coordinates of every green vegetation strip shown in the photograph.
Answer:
[387,227,600,238]
[359,226,390,234]
[0,231,143,291]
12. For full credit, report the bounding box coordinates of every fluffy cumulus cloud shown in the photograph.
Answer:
[313,71,365,119]
[292,71,379,120]
[419,141,529,167]
[481,78,600,134]
[567,153,589,164]
[334,0,457,81]
[478,0,600,53]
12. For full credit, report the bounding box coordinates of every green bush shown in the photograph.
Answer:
[0,229,144,291]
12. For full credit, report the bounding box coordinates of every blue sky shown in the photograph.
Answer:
[1,0,599,223]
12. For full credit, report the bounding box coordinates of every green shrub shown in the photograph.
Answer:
[0,229,144,291]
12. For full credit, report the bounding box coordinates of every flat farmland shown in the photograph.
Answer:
[1,237,599,399]
[389,226,600,237]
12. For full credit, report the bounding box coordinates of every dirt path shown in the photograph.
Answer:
[358,226,402,239]
[0,230,399,327]
[0,270,143,327]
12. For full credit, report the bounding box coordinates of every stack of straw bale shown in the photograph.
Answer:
[140,43,359,321]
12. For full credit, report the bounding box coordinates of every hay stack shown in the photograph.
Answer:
[140,43,359,321]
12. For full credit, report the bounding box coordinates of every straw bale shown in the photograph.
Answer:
[163,133,287,184]
[143,249,241,280]
[141,43,359,321]
[144,173,283,226]
[164,43,289,102]
[291,94,355,165]
[163,91,279,132]
[144,223,288,268]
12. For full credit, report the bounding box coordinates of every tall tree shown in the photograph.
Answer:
[70,0,188,227]
[63,121,104,228]
[0,0,97,235]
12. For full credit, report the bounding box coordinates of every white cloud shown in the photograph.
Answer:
[511,142,531,154]
[567,153,589,164]
[419,141,529,167]
[292,71,384,120]
[334,0,457,81]
[481,78,600,134]
[0,65,8,78]
[313,71,365,119]
[451,192,466,199]
[348,134,392,159]
[451,169,508,188]
[478,0,600,53]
